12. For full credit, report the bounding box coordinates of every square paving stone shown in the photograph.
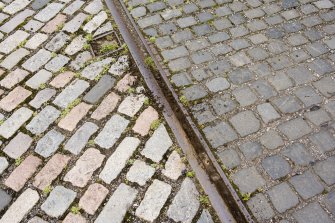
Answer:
[239,142,263,160]
[232,86,257,107]
[293,202,332,223]
[294,86,322,107]
[232,166,265,194]
[247,193,274,222]
[309,130,335,153]
[305,109,331,126]
[257,103,280,123]
[272,95,302,114]
[217,148,240,169]
[259,130,284,150]
[278,118,312,140]
[262,155,291,179]
[267,183,299,213]
[203,121,238,148]
[313,156,335,186]
[323,190,335,215]
[282,143,314,166]
[229,111,260,137]
[289,171,324,199]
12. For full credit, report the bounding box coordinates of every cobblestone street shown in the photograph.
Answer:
[125,0,335,222]
[0,0,219,222]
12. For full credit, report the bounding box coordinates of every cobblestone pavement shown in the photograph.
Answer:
[0,0,219,222]
[125,0,335,222]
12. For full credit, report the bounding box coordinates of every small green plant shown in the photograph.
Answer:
[56,23,64,31]
[179,95,189,106]
[43,185,52,196]
[60,98,81,118]
[70,205,81,214]
[143,98,150,106]
[149,36,156,43]
[186,171,195,178]
[83,43,91,50]
[19,40,27,47]
[51,52,57,58]
[59,67,66,73]
[0,119,4,125]
[87,140,95,146]
[85,34,93,42]
[144,56,157,71]
[39,83,46,89]
[121,44,129,55]
[199,195,210,206]
[242,193,251,201]
[127,87,135,94]
[127,159,135,165]
[15,157,23,166]
[150,119,161,130]
[100,42,119,54]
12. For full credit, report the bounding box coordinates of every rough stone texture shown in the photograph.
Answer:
[3,132,33,159]
[0,86,32,112]
[136,180,172,222]
[63,213,87,223]
[91,92,120,120]
[132,106,159,136]
[162,151,186,180]
[126,160,155,186]
[197,210,214,223]
[26,106,60,135]
[117,94,145,117]
[313,156,335,186]
[41,186,76,218]
[35,130,65,158]
[267,183,299,213]
[232,167,266,194]
[95,114,129,149]
[83,75,115,104]
[22,49,52,72]
[29,88,57,109]
[289,171,324,199]
[79,183,109,215]
[0,157,9,175]
[141,124,173,162]
[64,148,105,187]
[33,154,70,190]
[247,193,274,222]
[58,102,92,131]
[99,137,140,183]
[0,188,39,223]
[95,184,138,223]
[0,68,29,89]
[0,189,11,212]
[293,202,333,223]
[26,69,53,90]
[229,111,260,137]
[167,178,200,223]
[5,155,42,192]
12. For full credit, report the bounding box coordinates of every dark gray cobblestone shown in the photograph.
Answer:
[126,0,335,221]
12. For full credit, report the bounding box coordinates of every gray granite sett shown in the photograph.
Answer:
[0,107,33,139]
[29,88,56,109]
[239,142,262,160]
[203,121,237,148]
[191,51,213,64]
[3,0,31,14]
[161,46,188,61]
[24,20,44,32]
[313,77,335,98]
[44,54,70,72]
[63,0,84,15]
[272,95,302,114]
[324,190,335,215]
[64,122,98,155]
[308,59,334,75]
[0,48,30,70]
[45,32,70,52]
[0,189,11,212]
[26,69,52,89]
[289,171,324,199]
[82,57,113,80]
[53,79,89,109]
[210,96,236,115]
[141,124,172,162]
[126,160,155,186]
[218,149,240,169]
[0,30,29,54]
[282,143,314,166]
[267,182,299,213]
[65,35,86,56]
[232,167,265,194]
[26,106,60,135]
[232,86,257,107]
[22,49,52,73]
[260,130,284,150]
[177,16,196,28]
[278,118,312,140]
[3,132,32,159]
[197,210,214,223]
[27,217,48,223]
[305,108,331,126]
[25,33,48,50]
[0,157,9,175]
[262,155,291,179]
[294,86,322,107]
[172,30,193,43]
[63,13,88,33]
[167,178,199,223]
[35,130,65,158]
[0,9,34,33]
[41,186,76,218]
[84,0,103,14]
[257,103,280,123]
[34,3,64,22]
[168,57,191,72]
[31,0,51,10]
[136,180,171,222]
[314,156,335,185]
[83,75,115,104]
[268,72,293,91]
[70,51,92,70]
[171,73,192,87]
[230,111,260,137]
[83,11,107,33]
[309,130,335,153]
[293,202,332,223]
[228,68,254,85]
[95,184,138,223]
[131,6,147,18]
[247,194,274,222]
[138,14,162,28]
[183,84,207,101]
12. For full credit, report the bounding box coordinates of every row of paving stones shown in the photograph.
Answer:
[125,0,335,222]
[0,0,218,222]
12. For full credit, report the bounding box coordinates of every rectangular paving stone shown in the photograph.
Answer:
[58,102,92,131]
[267,182,299,213]
[95,114,130,149]
[64,148,105,187]
[0,189,11,212]
[23,19,44,32]
[35,129,65,158]
[5,155,42,192]
[34,3,64,22]
[63,213,86,223]
[62,12,88,33]
[41,14,67,34]
[3,132,33,159]
[138,14,162,28]
[41,186,76,218]
[84,0,103,14]
[133,106,159,136]
[45,32,70,52]
[136,180,172,222]
[313,156,335,186]
[49,71,75,88]
[79,183,109,215]
[99,137,140,183]
[81,57,113,80]
[126,160,155,186]
[53,79,89,109]
[117,94,146,117]
[0,48,30,70]
[0,107,33,139]
[0,30,29,54]
[26,69,52,89]
[44,54,70,72]
[29,88,56,109]
[83,75,115,104]
[0,9,34,33]
[64,122,98,155]
[3,0,31,14]
[278,118,312,140]
[91,92,120,120]
[31,0,51,10]
[232,166,266,194]
[63,0,85,15]
[141,124,173,162]
[0,157,9,175]
[26,106,60,135]
[0,68,29,89]
[0,86,32,112]
[22,49,52,72]
[83,11,107,33]
[95,184,138,223]
[65,35,86,55]
[33,153,70,190]
[0,188,39,223]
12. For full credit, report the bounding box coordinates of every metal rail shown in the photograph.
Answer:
[104,0,254,222]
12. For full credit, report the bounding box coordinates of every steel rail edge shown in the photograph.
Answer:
[104,0,254,222]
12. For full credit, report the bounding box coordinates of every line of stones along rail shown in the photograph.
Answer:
[0,0,220,222]
[125,0,335,222]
